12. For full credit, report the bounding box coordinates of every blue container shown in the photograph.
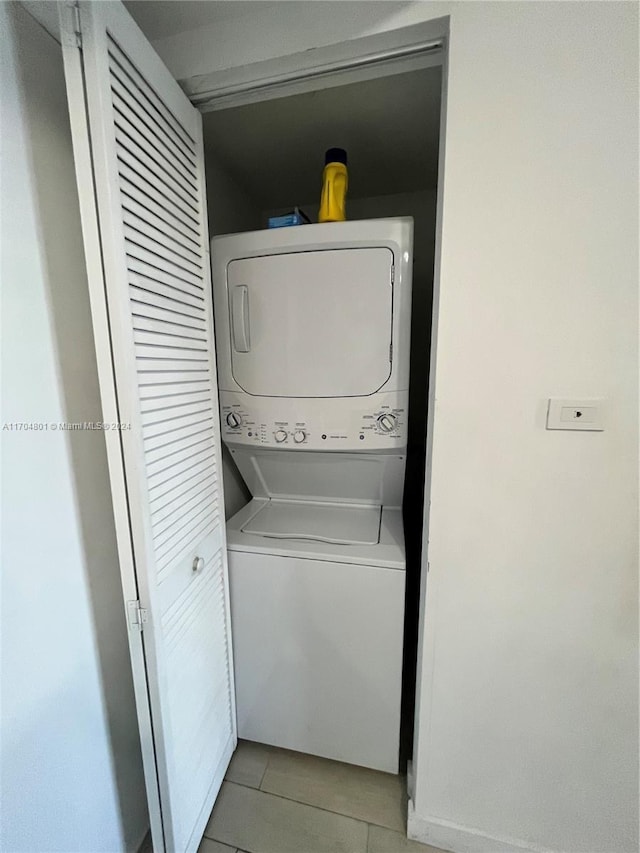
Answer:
[267,207,310,229]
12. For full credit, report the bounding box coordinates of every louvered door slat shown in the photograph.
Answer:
[151,475,218,527]
[143,399,212,422]
[107,41,195,156]
[129,258,204,299]
[134,322,207,345]
[143,416,214,451]
[141,385,211,409]
[165,582,219,662]
[123,207,202,266]
[151,485,219,537]
[153,490,218,546]
[156,516,220,578]
[110,78,198,186]
[140,381,210,402]
[150,469,217,513]
[133,312,207,338]
[127,240,203,289]
[132,298,206,326]
[163,550,223,637]
[61,5,236,851]
[136,349,209,367]
[125,224,203,279]
[145,432,214,474]
[121,187,201,252]
[115,131,200,216]
[113,108,199,204]
[130,283,204,318]
[111,87,199,193]
[139,369,210,386]
[149,456,217,505]
[131,291,206,324]
[171,665,228,741]
[117,143,200,225]
[119,161,202,239]
[153,498,216,551]
[144,429,214,460]
[141,394,212,421]
[148,454,217,503]
[136,359,211,376]
[135,328,208,351]
[150,476,218,532]
[144,415,213,441]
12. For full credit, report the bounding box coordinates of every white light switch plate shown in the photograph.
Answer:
[546,398,605,431]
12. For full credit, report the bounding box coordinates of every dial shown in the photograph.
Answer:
[226,412,242,429]
[293,430,307,444]
[274,429,288,443]
[377,413,397,433]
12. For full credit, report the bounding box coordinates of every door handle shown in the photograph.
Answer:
[231,285,250,352]
[192,556,204,573]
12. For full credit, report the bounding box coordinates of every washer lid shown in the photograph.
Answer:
[241,500,381,546]
[229,448,406,508]
[227,247,394,398]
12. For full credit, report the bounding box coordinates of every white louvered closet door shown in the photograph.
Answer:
[59,3,236,851]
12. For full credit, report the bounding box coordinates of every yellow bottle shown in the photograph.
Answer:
[318,148,348,223]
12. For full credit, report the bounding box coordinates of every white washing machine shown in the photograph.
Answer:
[211,218,413,774]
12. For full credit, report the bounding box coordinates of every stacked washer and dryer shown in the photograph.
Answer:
[212,218,413,774]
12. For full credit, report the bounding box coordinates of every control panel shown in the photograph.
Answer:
[219,391,408,451]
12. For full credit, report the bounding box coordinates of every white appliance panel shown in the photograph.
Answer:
[241,501,381,545]
[220,390,408,451]
[228,248,393,398]
[228,550,404,773]
[228,449,405,508]
[227,502,405,569]
[212,219,413,413]
[211,221,412,774]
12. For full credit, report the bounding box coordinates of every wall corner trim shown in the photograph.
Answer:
[406,800,561,853]
[181,17,449,112]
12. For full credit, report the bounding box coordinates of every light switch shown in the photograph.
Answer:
[546,399,605,431]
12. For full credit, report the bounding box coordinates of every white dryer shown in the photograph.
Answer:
[211,218,413,773]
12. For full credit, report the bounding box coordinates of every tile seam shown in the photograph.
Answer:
[211,779,401,834]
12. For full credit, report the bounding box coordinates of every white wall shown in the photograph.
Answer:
[412,5,639,852]
[0,5,148,850]
[151,1,440,82]
[206,152,262,237]
[152,3,639,853]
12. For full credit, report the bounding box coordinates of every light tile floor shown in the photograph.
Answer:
[201,740,447,853]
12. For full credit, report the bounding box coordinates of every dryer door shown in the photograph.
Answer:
[228,247,393,397]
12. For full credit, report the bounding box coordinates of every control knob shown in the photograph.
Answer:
[274,429,288,443]
[293,430,307,444]
[377,413,397,433]
[226,412,242,429]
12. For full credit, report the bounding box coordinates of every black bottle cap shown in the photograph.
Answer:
[325,147,347,166]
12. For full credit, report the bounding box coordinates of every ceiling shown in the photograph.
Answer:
[124,0,268,40]
[202,66,442,209]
